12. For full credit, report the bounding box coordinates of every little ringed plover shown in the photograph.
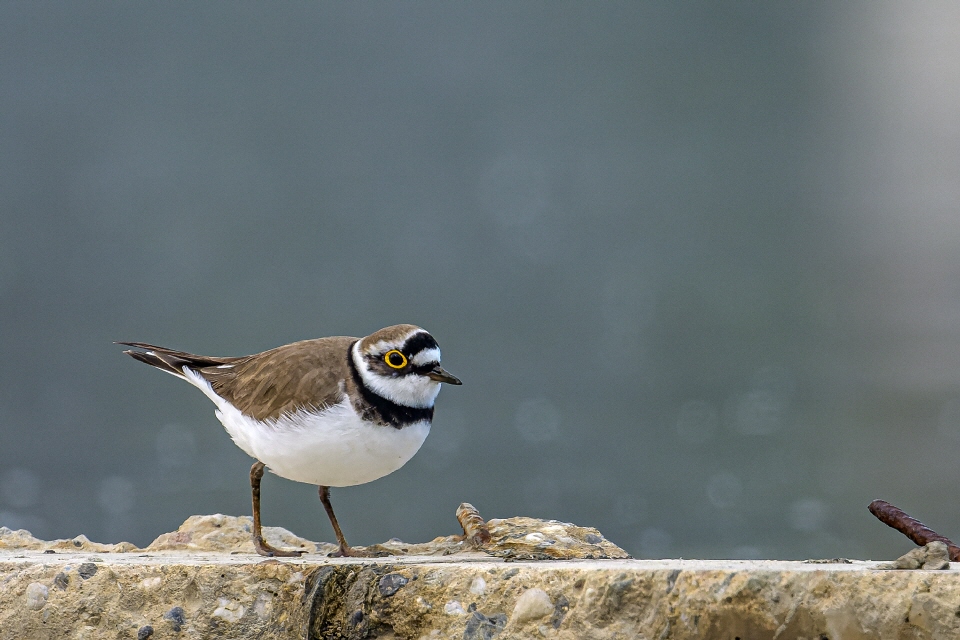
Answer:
[119,324,461,557]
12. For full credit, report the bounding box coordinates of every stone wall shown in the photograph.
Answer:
[2,516,958,639]
[5,552,960,639]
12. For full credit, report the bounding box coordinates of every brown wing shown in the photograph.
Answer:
[198,336,357,422]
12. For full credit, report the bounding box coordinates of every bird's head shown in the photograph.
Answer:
[352,324,461,408]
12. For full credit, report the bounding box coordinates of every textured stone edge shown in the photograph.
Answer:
[3,553,960,639]
[301,559,960,639]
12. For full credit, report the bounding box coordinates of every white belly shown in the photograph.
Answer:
[182,369,430,486]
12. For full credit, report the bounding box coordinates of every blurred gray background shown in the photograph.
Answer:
[3,2,960,561]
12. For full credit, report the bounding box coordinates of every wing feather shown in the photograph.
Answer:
[119,337,356,422]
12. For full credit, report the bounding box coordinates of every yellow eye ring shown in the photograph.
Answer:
[384,349,407,369]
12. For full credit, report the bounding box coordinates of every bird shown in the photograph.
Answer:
[118,324,461,557]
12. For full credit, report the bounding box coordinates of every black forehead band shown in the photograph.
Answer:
[402,331,438,356]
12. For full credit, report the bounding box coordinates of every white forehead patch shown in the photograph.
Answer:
[412,347,441,366]
[364,337,415,355]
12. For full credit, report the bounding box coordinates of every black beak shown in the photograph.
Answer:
[427,365,462,385]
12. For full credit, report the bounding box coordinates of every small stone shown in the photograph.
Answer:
[470,577,487,595]
[415,595,432,612]
[879,542,952,570]
[609,577,635,603]
[803,558,853,564]
[53,572,69,590]
[463,611,507,640]
[144,513,316,554]
[378,573,408,597]
[444,600,466,615]
[71,534,93,548]
[140,576,162,591]
[0,526,47,551]
[550,594,570,629]
[24,583,48,610]
[77,563,98,579]
[483,517,629,560]
[920,541,951,570]
[212,597,245,623]
[252,592,273,617]
[43,549,55,554]
[137,625,154,640]
[512,588,554,624]
[164,606,186,632]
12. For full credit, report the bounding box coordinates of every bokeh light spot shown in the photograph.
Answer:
[637,527,673,559]
[0,468,40,509]
[98,476,136,516]
[788,497,828,533]
[706,472,743,509]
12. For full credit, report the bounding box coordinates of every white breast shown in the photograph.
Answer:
[182,369,430,487]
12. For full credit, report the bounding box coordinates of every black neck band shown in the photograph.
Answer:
[347,342,434,429]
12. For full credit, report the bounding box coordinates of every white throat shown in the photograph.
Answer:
[351,341,441,409]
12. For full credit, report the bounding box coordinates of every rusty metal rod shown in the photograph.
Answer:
[868,499,960,562]
[456,503,491,546]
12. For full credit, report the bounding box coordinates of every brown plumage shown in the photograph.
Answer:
[118,337,359,422]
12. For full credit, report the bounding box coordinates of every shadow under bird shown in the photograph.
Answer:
[118,324,461,557]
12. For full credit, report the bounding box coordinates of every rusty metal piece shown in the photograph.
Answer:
[456,503,491,547]
[868,499,960,562]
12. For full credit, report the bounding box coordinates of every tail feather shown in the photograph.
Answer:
[122,348,189,377]
[117,342,240,378]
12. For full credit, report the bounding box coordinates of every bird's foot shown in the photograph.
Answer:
[328,544,368,558]
[253,536,305,558]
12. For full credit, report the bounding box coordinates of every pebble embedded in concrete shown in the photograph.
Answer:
[463,610,507,640]
[444,600,466,615]
[253,591,273,617]
[378,573,408,597]
[53,572,68,590]
[469,576,486,595]
[77,562,98,579]
[212,597,245,623]
[24,583,48,610]
[140,576,162,591]
[511,588,554,624]
[163,605,186,632]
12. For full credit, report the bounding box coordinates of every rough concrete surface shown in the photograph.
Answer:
[2,517,960,639]
[0,512,630,560]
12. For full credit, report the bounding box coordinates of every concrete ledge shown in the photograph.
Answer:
[3,551,960,639]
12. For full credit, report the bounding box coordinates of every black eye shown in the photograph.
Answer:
[384,349,407,369]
